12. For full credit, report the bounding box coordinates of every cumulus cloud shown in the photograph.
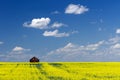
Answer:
[55,41,104,53]
[116,29,120,34]
[43,41,105,61]
[65,4,89,14]
[11,46,31,54]
[51,22,66,28]
[108,36,120,44]
[111,43,120,49]
[0,47,32,61]
[43,36,120,61]
[43,30,69,37]
[12,46,24,51]
[23,17,67,30]
[85,41,104,51]
[60,41,104,52]
[23,18,51,29]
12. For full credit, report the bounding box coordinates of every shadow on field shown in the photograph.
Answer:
[48,63,63,67]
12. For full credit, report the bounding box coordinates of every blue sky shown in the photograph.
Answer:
[1,0,120,61]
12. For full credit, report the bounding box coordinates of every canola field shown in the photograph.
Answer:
[0,62,120,80]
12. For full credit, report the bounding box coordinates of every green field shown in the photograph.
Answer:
[0,62,120,80]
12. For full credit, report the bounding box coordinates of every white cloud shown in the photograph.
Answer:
[51,22,66,28]
[58,41,104,53]
[43,30,69,37]
[12,46,31,54]
[85,41,104,51]
[116,29,120,34]
[65,4,89,14]
[12,46,24,51]
[64,43,75,48]
[43,41,105,61]
[43,36,120,61]
[23,18,51,29]
[0,41,4,44]
[108,36,120,44]
[111,43,120,49]
[23,18,67,29]
[53,43,77,53]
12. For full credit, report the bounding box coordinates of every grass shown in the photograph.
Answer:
[0,62,120,80]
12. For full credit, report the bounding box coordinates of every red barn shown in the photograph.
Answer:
[30,57,39,62]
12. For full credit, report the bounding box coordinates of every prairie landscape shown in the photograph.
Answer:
[0,62,120,80]
[1,0,120,80]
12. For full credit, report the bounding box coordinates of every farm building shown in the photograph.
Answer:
[30,56,39,62]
